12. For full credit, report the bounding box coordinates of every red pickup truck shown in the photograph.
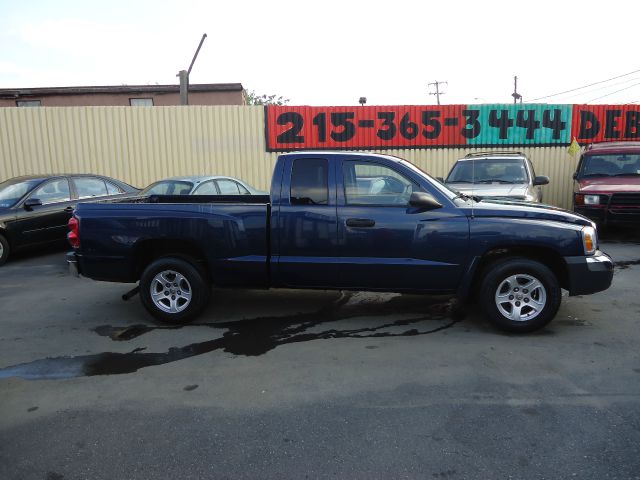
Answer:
[573,142,640,227]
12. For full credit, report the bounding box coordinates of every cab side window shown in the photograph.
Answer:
[343,161,418,205]
[30,179,71,205]
[290,158,328,205]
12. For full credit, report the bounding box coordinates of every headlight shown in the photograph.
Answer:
[584,194,600,205]
[582,226,597,255]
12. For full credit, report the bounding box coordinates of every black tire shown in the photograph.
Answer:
[0,234,9,266]
[479,257,561,333]
[139,257,211,324]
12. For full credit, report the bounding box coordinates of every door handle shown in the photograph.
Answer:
[346,218,375,228]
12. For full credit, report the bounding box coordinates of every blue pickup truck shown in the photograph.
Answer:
[68,152,613,332]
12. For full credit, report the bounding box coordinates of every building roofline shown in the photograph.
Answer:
[0,83,244,99]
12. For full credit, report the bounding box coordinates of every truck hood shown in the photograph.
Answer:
[448,183,528,198]
[577,177,640,193]
[462,198,592,227]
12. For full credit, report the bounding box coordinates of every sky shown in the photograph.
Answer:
[1,0,639,106]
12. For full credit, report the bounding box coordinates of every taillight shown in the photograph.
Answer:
[574,194,584,206]
[68,217,80,248]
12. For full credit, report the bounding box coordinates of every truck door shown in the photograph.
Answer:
[336,158,468,292]
[274,157,340,287]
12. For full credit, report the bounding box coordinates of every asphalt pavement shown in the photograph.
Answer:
[1,232,640,480]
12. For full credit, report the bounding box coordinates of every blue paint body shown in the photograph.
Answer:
[73,152,597,296]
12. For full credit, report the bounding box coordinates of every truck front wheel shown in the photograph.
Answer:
[479,258,561,333]
[139,257,211,324]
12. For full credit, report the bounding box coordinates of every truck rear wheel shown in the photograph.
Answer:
[139,257,210,324]
[479,257,561,333]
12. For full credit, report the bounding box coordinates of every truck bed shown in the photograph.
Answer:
[73,196,270,285]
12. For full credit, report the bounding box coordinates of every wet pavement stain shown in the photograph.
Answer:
[614,259,640,270]
[93,324,178,340]
[0,293,463,380]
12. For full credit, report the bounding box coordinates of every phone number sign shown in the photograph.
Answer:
[266,104,640,151]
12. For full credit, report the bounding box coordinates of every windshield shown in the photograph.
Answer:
[141,180,194,196]
[446,158,528,184]
[579,153,640,177]
[0,178,42,208]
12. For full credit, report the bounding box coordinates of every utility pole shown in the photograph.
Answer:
[512,75,522,104]
[178,33,208,106]
[428,80,447,105]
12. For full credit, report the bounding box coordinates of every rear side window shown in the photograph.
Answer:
[290,158,328,205]
[216,179,241,195]
[193,181,218,195]
[74,177,108,199]
[106,181,124,195]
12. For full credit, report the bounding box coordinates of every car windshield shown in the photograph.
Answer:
[579,153,640,177]
[141,180,194,195]
[0,178,42,208]
[446,158,528,184]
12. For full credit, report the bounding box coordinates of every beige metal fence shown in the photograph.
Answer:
[0,106,579,208]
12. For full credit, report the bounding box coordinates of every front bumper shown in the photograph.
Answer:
[564,250,614,296]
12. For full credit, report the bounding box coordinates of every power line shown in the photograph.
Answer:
[552,76,640,102]
[586,82,640,102]
[528,68,640,102]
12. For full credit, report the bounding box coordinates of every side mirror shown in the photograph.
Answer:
[409,191,442,210]
[572,172,578,180]
[23,198,42,210]
[533,175,549,186]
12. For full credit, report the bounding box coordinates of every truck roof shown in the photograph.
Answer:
[279,151,408,164]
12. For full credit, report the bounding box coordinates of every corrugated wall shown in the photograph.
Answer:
[0,106,579,209]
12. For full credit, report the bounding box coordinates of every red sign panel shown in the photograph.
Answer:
[266,104,640,151]
[572,105,640,143]
[266,105,468,151]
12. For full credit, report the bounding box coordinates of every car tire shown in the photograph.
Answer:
[0,234,9,266]
[479,257,561,333]
[139,256,211,324]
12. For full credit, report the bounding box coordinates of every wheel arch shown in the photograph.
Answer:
[470,245,569,295]
[132,238,211,281]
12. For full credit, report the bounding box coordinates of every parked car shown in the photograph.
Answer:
[573,141,640,227]
[444,152,549,202]
[140,176,267,196]
[68,152,612,333]
[0,174,138,265]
